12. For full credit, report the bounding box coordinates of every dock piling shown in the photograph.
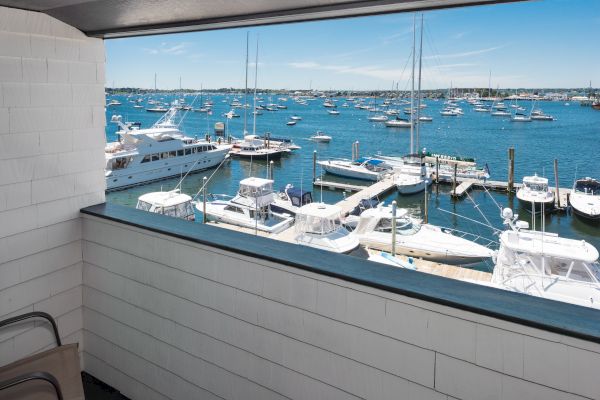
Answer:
[270,160,274,181]
[452,164,458,197]
[508,147,515,193]
[424,189,429,223]
[554,158,560,208]
[435,156,439,184]
[312,151,317,183]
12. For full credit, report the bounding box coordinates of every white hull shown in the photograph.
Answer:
[106,148,229,191]
[318,161,383,182]
[570,193,600,220]
[202,203,293,234]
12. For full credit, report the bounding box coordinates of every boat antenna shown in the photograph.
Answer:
[191,155,230,201]
[415,13,424,152]
[243,31,249,135]
[409,13,416,154]
[437,207,501,235]
[253,34,259,136]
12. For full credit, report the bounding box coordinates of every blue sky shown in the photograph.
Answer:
[105,0,600,90]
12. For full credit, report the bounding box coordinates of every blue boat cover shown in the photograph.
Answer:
[355,157,384,165]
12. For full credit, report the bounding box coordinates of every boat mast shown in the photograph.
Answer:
[415,13,424,153]
[243,31,249,135]
[252,35,259,136]
[154,72,157,91]
[410,14,416,154]
[488,70,491,99]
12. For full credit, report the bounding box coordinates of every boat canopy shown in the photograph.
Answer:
[355,157,384,166]
[284,187,313,207]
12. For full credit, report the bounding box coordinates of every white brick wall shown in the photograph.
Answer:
[82,216,600,400]
[0,5,105,368]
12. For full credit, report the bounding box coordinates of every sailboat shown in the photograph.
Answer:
[395,14,431,195]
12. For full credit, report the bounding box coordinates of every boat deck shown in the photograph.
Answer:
[366,249,492,283]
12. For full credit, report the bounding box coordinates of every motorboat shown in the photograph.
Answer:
[292,202,360,253]
[317,157,393,181]
[199,177,294,234]
[328,110,340,115]
[530,110,554,121]
[516,174,555,214]
[368,115,388,122]
[418,116,433,122]
[290,115,302,121]
[491,208,600,309]
[491,110,512,117]
[136,189,195,221]
[107,99,122,106]
[309,132,332,142]
[350,206,495,265]
[385,118,412,128]
[440,109,459,116]
[323,101,336,108]
[231,135,290,159]
[133,104,144,109]
[146,106,168,113]
[271,184,313,216]
[570,177,600,220]
[393,154,431,195]
[474,107,490,112]
[511,114,531,122]
[105,109,231,191]
[286,120,297,126]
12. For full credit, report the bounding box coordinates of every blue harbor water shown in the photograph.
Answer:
[105,93,600,266]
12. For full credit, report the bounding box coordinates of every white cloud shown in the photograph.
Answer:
[144,42,190,56]
[425,45,506,60]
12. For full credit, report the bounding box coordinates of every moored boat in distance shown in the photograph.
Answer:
[309,131,332,142]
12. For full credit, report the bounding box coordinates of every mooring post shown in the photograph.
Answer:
[435,156,439,184]
[391,200,397,257]
[202,176,207,224]
[424,188,429,224]
[554,158,560,208]
[312,150,317,183]
[355,141,360,159]
[270,160,274,181]
[452,163,458,197]
[508,147,515,193]
[351,142,355,160]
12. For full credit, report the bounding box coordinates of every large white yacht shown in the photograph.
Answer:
[199,177,294,234]
[350,206,495,265]
[491,208,600,309]
[292,202,360,253]
[317,157,393,181]
[570,177,600,220]
[516,174,555,214]
[136,189,195,221]
[105,108,231,191]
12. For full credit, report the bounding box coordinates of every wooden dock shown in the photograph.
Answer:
[313,178,365,193]
[366,249,492,283]
[336,175,397,215]
[451,180,475,198]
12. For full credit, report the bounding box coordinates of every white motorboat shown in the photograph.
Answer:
[317,157,392,181]
[474,106,490,112]
[350,206,495,265]
[491,208,600,309]
[328,110,340,115]
[393,154,431,194]
[418,116,433,122]
[231,135,290,159]
[199,177,294,234]
[570,177,600,220]
[309,132,332,142]
[136,189,195,221]
[107,99,122,106]
[516,174,555,214]
[293,202,360,253]
[491,110,511,117]
[133,104,144,109]
[290,115,302,121]
[385,119,412,128]
[146,106,168,113]
[440,109,459,116]
[286,120,297,126]
[105,109,231,191]
[368,115,388,122]
[271,184,313,216]
[511,114,531,122]
[530,110,554,121]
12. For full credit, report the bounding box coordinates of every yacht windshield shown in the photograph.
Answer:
[239,183,273,197]
[525,182,547,192]
[375,217,421,235]
[296,214,343,235]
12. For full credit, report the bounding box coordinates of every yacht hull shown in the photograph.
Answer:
[517,197,555,214]
[319,163,381,182]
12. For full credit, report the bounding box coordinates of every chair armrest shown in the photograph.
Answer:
[0,371,64,400]
[0,312,61,347]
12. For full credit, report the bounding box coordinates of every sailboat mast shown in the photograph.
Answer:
[243,31,249,134]
[488,70,491,99]
[252,35,259,136]
[415,13,424,153]
[154,72,157,91]
[410,14,416,154]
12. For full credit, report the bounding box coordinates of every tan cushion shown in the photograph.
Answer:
[0,343,84,400]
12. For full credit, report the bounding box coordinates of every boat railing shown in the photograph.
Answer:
[440,227,497,249]
[201,193,234,202]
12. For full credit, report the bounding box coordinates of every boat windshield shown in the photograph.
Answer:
[375,217,421,235]
[296,214,343,235]
[575,181,600,195]
[239,183,273,197]
[525,182,547,192]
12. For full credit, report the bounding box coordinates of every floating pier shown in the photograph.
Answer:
[336,175,397,215]
[313,178,365,193]
[366,249,492,283]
